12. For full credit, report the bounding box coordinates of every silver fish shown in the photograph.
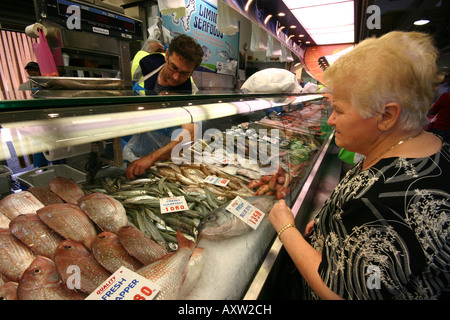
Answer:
[198,195,276,240]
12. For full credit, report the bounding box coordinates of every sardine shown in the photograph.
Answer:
[91,232,143,273]
[37,203,97,250]
[9,214,64,259]
[54,240,111,294]
[0,191,44,220]
[17,256,85,300]
[0,282,18,300]
[78,193,128,234]
[118,225,168,265]
[48,176,85,205]
[137,231,196,300]
[198,195,276,240]
[175,173,197,185]
[0,228,35,282]
[27,186,64,205]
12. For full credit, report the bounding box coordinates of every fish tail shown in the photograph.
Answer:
[177,230,195,250]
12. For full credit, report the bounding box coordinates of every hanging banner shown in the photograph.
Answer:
[161,0,239,74]
[220,0,306,65]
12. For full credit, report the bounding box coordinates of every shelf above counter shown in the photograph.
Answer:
[0,92,324,161]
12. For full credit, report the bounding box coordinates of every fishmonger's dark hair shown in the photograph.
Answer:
[168,34,203,69]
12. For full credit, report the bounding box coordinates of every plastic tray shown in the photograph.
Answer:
[0,165,12,194]
[17,164,87,188]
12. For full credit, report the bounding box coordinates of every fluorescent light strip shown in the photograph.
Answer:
[283,0,354,45]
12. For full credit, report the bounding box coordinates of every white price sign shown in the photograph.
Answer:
[160,196,188,214]
[86,266,161,300]
[203,175,230,187]
[226,196,266,230]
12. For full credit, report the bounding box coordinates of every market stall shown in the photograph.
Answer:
[0,91,335,300]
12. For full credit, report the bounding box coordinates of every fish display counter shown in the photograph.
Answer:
[0,92,335,300]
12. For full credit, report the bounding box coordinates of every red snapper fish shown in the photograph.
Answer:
[17,256,85,300]
[91,231,143,273]
[78,193,128,234]
[118,225,168,265]
[137,231,196,300]
[0,228,35,282]
[48,176,85,205]
[27,186,64,205]
[54,240,111,294]
[9,214,64,259]
[0,191,44,220]
[0,282,18,300]
[37,203,97,250]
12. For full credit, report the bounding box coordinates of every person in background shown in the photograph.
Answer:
[136,34,203,94]
[125,35,204,180]
[435,74,450,101]
[131,39,165,85]
[18,62,40,90]
[269,31,449,300]
[428,91,450,142]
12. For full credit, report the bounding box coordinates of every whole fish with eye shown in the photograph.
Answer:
[91,232,143,273]
[78,193,128,234]
[0,228,35,282]
[48,176,85,205]
[54,240,111,294]
[17,256,85,300]
[0,282,18,300]
[9,214,64,259]
[137,231,196,300]
[198,196,276,240]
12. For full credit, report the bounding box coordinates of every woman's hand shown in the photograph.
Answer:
[269,199,295,233]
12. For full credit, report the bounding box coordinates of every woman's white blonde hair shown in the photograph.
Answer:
[323,31,443,130]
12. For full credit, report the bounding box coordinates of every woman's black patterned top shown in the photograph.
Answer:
[308,140,450,300]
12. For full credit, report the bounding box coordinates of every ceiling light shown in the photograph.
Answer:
[244,0,254,12]
[283,0,354,45]
[414,19,430,26]
[264,14,272,25]
[278,12,286,17]
[289,25,297,29]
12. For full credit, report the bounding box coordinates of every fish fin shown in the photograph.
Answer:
[176,230,195,250]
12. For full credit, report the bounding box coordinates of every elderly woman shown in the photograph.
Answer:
[269,31,449,300]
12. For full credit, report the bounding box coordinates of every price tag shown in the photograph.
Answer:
[203,175,230,187]
[160,196,188,214]
[85,266,161,300]
[226,196,266,230]
[262,135,278,144]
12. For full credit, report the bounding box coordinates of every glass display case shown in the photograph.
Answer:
[0,90,337,300]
